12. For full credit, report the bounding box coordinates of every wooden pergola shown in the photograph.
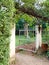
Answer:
[16,6,49,21]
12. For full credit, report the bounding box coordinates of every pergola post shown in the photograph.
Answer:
[35,21,42,50]
[24,22,29,38]
[10,24,15,62]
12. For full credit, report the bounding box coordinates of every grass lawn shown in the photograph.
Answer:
[15,34,49,46]
[15,35,35,46]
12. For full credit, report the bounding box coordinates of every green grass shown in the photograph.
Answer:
[15,34,49,46]
[15,35,35,46]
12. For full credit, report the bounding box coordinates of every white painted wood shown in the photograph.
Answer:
[39,27,42,47]
[35,25,42,50]
[35,25,39,50]
[10,24,15,58]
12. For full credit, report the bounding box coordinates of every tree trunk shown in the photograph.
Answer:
[35,25,42,50]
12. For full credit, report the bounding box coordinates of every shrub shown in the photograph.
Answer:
[46,51,49,58]
[0,0,15,65]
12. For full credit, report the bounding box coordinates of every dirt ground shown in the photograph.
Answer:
[11,43,49,65]
[15,52,49,65]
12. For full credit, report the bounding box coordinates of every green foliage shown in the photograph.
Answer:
[22,0,35,8]
[16,13,36,26]
[33,0,49,17]
[16,18,25,30]
[16,13,36,31]
[17,0,49,18]
[47,51,49,58]
[42,22,46,29]
[0,0,15,65]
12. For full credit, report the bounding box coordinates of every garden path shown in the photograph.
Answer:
[15,52,49,65]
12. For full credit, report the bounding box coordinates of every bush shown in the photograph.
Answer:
[46,51,49,59]
[0,0,15,65]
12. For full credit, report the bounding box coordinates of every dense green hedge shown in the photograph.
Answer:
[0,0,15,65]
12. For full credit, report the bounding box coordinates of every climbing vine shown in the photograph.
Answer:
[0,0,15,65]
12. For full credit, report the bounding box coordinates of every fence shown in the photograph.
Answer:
[16,29,36,46]
[16,29,49,46]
